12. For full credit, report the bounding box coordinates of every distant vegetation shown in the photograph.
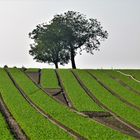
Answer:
[29,11,108,68]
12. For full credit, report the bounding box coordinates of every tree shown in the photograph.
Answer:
[29,20,70,68]
[52,11,108,69]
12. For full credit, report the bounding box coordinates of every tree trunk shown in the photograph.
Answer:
[70,48,76,69]
[54,62,58,69]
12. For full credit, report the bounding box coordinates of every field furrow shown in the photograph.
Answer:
[58,69,103,112]
[8,68,130,139]
[0,68,73,140]
[75,70,140,131]
[89,70,140,110]
[0,110,14,140]
[104,70,140,95]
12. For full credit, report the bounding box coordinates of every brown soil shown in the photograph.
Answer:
[44,88,61,95]
[82,111,140,138]
[0,94,28,140]
[54,93,69,106]
[82,111,112,117]
[44,88,68,106]
[26,72,40,84]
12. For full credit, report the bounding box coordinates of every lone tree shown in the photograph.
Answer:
[29,19,70,68]
[29,11,108,69]
[52,11,108,69]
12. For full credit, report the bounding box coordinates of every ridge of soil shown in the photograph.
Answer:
[71,70,140,138]
[5,68,86,140]
[0,93,28,140]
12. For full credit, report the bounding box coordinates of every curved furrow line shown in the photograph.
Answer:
[71,70,140,136]
[5,68,86,140]
[0,94,28,140]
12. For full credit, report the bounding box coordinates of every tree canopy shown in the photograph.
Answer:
[29,11,108,68]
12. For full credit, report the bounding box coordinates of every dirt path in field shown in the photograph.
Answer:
[26,69,41,85]
[117,71,140,83]
[70,70,140,139]
[0,93,28,140]
[88,71,140,112]
[104,72,140,96]
[5,68,86,140]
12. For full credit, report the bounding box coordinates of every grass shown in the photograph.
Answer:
[41,69,60,88]
[120,70,140,81]
[75,69,140,129]
[90,70,140,108]
[0,68,73,140]
[8,68,131,139]
[105,70,140,93]
[25,68,39,72]
[58,69,103,112]
[0,112,14,140]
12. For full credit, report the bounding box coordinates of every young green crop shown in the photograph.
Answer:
[105,70,140,93]
[0,112,14,140]
[91,70,140,108]
[58,69,103,112]
[120,70,140,81]
[41,69,60,88]
[0,69,73,140]
[25,68,39,72]
[75,69,140,130]
[8,68,132,139]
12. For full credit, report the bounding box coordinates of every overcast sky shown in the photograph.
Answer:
[0,0,140,69]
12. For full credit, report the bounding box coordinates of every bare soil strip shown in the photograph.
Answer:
[55,69,74,108]
[105,72,140,96]
[0,93,28,140]
[44,88,68,105]
[71,70,140,138]
[88,72,140,112]
[6,68,86,140]
[26,72,39,84]
[25,68,41,85]
[117,71,140,83]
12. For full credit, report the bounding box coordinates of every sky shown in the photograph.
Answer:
[0,0,140,69]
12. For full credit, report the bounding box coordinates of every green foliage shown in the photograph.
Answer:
[52,11,108,68]
[0,69,73,140]
[25,68,39,72]
[8,68,129,139]
[29,11,108,69]
[29,19,70,68]
[92,70,140,108]
[120,70,140,81]
[107,70,140,92]
[76,69,140,129]
[58,69,103,111]
[41,69,60,88]
[0,112,14,140]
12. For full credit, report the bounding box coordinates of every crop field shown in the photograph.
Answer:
[0,68,140,139]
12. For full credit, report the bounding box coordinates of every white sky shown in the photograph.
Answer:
[0,0,140,69]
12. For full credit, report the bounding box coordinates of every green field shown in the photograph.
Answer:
[0,68,140,139]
